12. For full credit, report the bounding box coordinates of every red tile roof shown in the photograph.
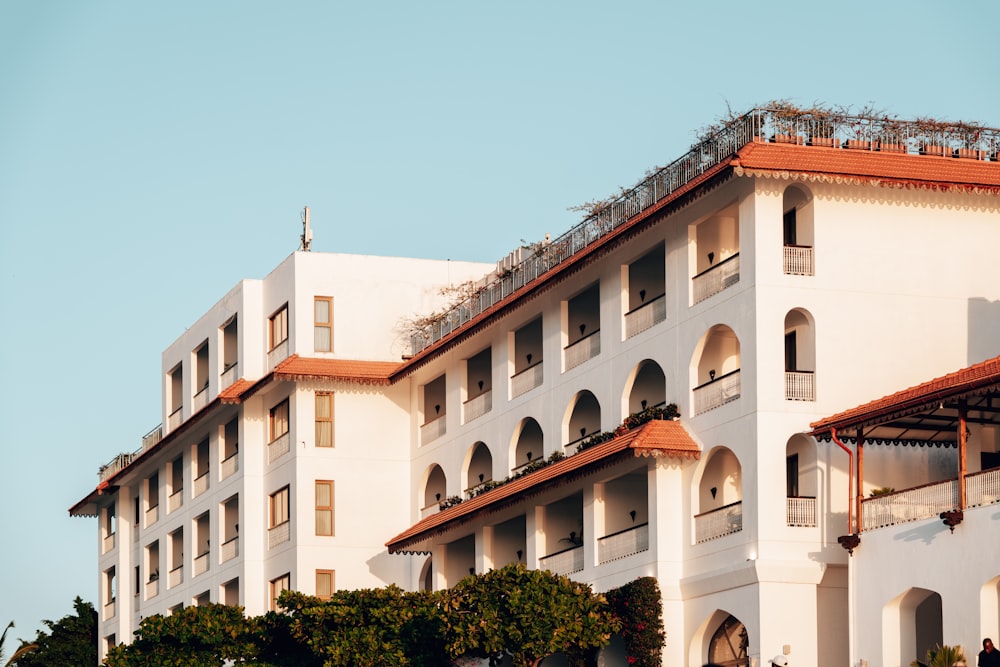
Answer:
[385,419,700,554]
[273,355,399,385]
[809,354,1000,436]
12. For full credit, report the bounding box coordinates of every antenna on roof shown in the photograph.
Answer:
[300,206,312,252]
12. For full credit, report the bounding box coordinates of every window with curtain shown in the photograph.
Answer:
[269,486,289,528]
[315,393,333,447]
[269,305,288,350]
[269,573,290,611]
[269,400,289,442]
[316,570,334,600]
[314,296,332,352]
[315,480,334,536]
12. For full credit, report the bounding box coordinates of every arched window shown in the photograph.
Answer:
[784,308,816,401]
[692,325,741,414]
[512,418,544,472]
[695,447,743,543]
[423,465,446,512]
[565,391,601,450]
[708,614,750,666]
[624,359,666,416]
[782,185,815,276]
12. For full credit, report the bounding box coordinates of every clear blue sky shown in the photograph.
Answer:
[1,0,997,641]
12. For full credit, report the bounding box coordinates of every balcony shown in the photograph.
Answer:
[268,521,290,549]
[194,552,209,576]
[168,565,182,588]
[267,339,289,372]
[693,369,741,415]
[142,424,163,451]
[783,245,814,276]
[862,480,958,531]
[597,523,649,564]
[694,500,743,543]
[785,371,815,401]
[786,497,817,527]
[167,407,182,431]
[221,452,238,480]
[102,532,116,554]
[693,253,740,304]
[564,331,600,371]
[193,385,209,413]
[511,362,543,398]
[967,468,1000,507]
[99,453,136,483]
[145,578,158,600]
[145,505,159,528]
[463,390,492,424]
[193,471,209,497]
[103,599,115,621]
[267,432,289,464]
[220,362,238,389]
[221,536,239,563]
[624,294,666,339]
[420,415,446,445]
[168,490,182,513]
[539,545,584,576]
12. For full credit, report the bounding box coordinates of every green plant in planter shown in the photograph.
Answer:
[910,643,966,667]
[869,487,895,498]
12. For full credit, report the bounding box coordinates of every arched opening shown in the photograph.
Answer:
[708,613,750,666]
[465,442,493,493]
[784,308,816,401]
[418,556,433,592]
[785,434,818,527]
[624,359,667,417]
[691,202,741,304]
[883,587,942,667]
[422,464,447,513]
[695,447,743,542]
[692,325,741,415]
[782,184,815,276]
[512,418,544,472]
[565,390,601,450]
[981,576,1000,647]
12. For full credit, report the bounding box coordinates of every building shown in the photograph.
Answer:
[72,106,1000,666]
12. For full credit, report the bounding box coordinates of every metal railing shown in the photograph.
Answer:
[967,468,1000,507]
[785,371,816,401]
[693,369,741,415]
[539,545,584,576]
[693,253,740,304]
[267,432,289,464]
[564,331,600,371]
[783,245,814,276]
[142,424,163,450]
[408,109,999,356]
[694,501,743,543]
[786,497,817,527]
[463,390,492,423]
[597,523,649,564]
[625,293,666,339]
[861,479,958,531]
[511,362,543,398]
[420,415,446,444]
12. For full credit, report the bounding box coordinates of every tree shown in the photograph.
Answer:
[604,578,665,667]
[9,597,94,667]
[442,563,620,667]
[0,622,37,667]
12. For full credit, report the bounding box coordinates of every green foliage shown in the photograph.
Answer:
[443,563,619,667]
[1,622,38,667]
[910,643,966,667]
[9,597,95,667]
[604,578,665,667]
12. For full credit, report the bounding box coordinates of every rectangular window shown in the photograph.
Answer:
[270,573,290,611]
[314,296,332,352]
[315,480,334,536]
[315,393,333,447]
[269,400,289,442]
[316,570,335,600]
[269,305,288,351]
[270,486,289,528]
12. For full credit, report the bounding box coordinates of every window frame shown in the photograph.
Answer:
[315,392,334,447]
[315,480,334,536]
[269,573,290,611]
[314,296,333,352]
[269,486,290,529]
[268,304,289,351]
[269,399,289,443]
[315,569,335,600]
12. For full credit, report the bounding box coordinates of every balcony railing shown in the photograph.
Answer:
[967,468,1000,507]
[168,490,182,513]
[193,471,209,497]
[694,500,743,543]
[102,532,116,554]
[193,385,209,413]
[786,496,817,527]
[267,432,290,464]
[99,452,136,483]
[597,523,649,564]
[693,369,741,415]
[268,521,290,549]
[861,479,958,531]
[167,407,182,431]
[142,424,163,451]
[624,293,666,339]
[511,362,543,398]
[168,565,182,588]
[145,579,158,600]
[693,253,740,304]
[221,452,238,480]
[783,245,814,276]
[420,415,446,444]
[220,362,238,389]
[408,108,1000,355]
[103,599,115,620]
[539,545,584,576]
[267,339,289,372]
[564,330,600,371]
[194,552,209,576]
[221,536,239,563]
[145,505,159,528]
[785,371,816,401]
[463,390,492,423]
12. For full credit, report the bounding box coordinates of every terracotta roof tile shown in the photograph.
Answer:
[219,378,254,403]
[809,354,1000,435]
[385,419,699,553]
[274,355,400,385]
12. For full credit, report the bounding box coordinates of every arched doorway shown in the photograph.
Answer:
[708,614,750,666]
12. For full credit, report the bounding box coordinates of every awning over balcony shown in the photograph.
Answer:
[386,419,700,554]
[809,354,1000,445]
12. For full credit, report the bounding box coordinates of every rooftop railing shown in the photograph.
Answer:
[408,108,1000,355]
[97,423,164,482]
